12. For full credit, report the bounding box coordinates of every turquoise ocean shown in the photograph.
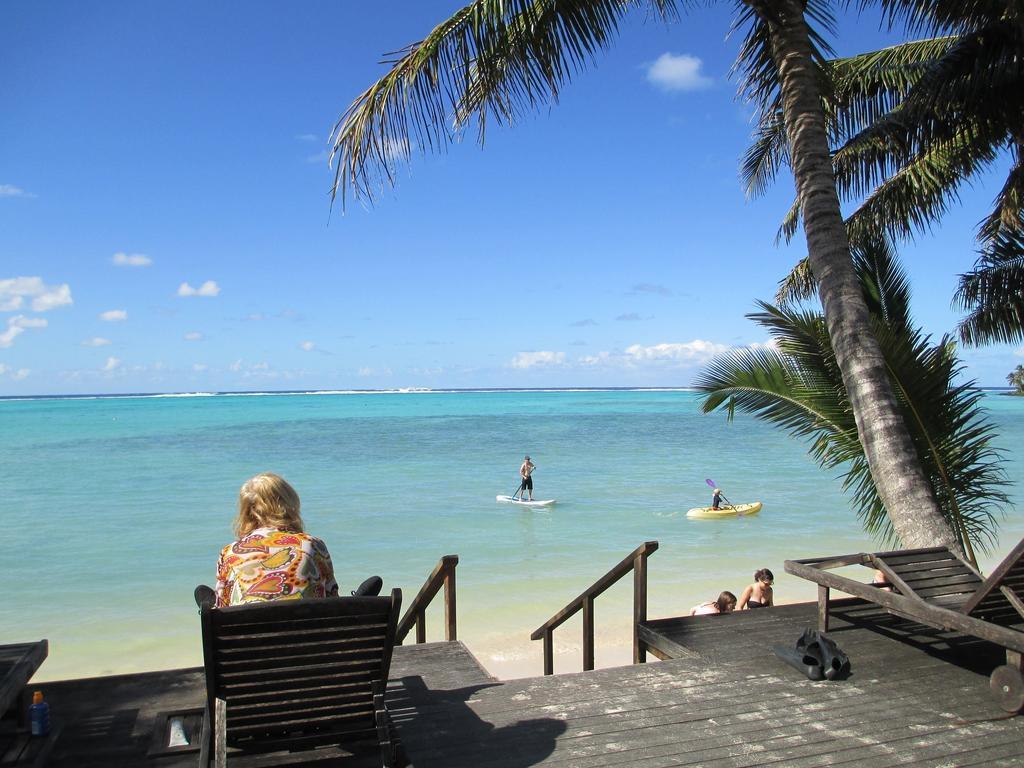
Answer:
[4,389,1022,681]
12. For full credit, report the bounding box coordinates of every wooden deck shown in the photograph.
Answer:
[14,600,1024,767]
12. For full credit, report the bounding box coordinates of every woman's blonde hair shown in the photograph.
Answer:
[235,472,304,537]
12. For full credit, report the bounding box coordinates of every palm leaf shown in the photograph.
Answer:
[699,238,1010,556]
[955,225,1024,346]
[329,0,692,207]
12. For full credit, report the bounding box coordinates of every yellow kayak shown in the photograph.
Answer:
[686,501,763,519]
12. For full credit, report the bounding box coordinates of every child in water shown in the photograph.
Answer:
[737,568,774,609]
[690,591,737,616]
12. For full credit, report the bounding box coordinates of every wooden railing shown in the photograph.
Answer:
[396,554,459,644]
[530,541,658,675]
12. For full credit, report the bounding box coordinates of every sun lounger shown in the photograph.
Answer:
[197,590,405,767]
[785,538,1024,712]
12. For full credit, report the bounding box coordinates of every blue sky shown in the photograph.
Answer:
[2,1,1020,395]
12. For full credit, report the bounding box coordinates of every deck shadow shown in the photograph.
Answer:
[390,676,567,768]
[826,599,1008,676]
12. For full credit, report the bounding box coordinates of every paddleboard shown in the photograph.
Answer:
[686,501,762,519]
[496,495,557,508]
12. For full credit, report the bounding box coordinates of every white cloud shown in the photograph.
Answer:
[251,361,269,371]
[357,366,393,377]
[99,309,128,322]
[300,340,315,352]
[296,133,318,142]
[32,283,72,311]
[178,280,220,297]
[578,340,730,370]
[184,331,204,341]
[230,359,243,372]
[646,53,713,92]
[0,277,73,312]
[0,315,48,348]
[630,283,672,296]
[616,313,643,322]
[81,337,111,347]
[103,356,121,371]
[578,351,614,366]
[1015,346,1024,358]
[623,340,728,362]
[0,364,31,380]
[509,351,566,369]
[0,184,35,198]
[192,363,208,372]
[112,252,152,267]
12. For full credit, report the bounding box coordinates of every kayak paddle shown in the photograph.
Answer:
[704,477,735,508]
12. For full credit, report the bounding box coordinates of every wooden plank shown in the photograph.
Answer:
[635,624,699,660]
[790,552,870,569]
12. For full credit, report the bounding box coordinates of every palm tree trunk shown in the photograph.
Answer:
[749,0,960,553]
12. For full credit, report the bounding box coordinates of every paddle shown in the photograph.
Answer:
[704,477,735,509]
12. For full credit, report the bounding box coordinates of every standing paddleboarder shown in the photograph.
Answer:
[517,455,536,501]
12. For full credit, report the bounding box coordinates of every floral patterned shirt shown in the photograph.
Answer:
[215,527,339,607]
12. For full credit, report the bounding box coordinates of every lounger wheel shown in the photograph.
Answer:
[989,665,1024,713]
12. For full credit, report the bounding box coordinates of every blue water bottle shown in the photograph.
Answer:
[29,691,50,737]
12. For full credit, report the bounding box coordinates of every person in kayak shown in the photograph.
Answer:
[517,455,536,501]
[690,591,737,616]
[711,488,723,509]
[737,568,774,609]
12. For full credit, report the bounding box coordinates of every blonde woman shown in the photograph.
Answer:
[212,472,339,608]
[690,591,737,616]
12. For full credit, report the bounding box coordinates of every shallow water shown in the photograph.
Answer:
[3,389,1021,680]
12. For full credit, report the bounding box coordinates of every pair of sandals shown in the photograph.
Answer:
[773,628,851,681]
[194,576,384,609]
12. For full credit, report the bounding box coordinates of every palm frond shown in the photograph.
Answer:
[329,0,682,207]
[699,238,1011,555]
[977,149,1024,244]
[740,104,788,198]
[828,36,957,142]
[955,226,1024,346]
[863,0,1010,37]
[774,256,814,306]
[891,24,1024,155]
[840,127,1001,244]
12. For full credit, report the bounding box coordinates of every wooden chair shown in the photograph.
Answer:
[785,538,1024,712]
[198,590,404,767]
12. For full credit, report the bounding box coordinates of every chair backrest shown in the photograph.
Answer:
[873,547,983,609]
[960,537,1024,625]
[200,589,402,754]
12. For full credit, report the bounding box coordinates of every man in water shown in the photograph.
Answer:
[711,488,723,510]
[518,455,535,501]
